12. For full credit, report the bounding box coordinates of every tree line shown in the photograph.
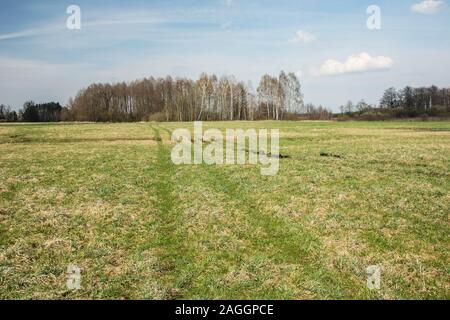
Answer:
[339,86,450,120]
[0,102,63,123]
[61,72,304,122]
[21,101,63,122]
[2,79,449,123]
[0,105,18,122]
[379,86,450,117]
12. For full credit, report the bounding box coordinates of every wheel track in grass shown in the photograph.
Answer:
[157,125,372,299]
[197,154,370,299]
[145,125,195,299]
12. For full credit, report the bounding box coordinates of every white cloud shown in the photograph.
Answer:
[411,0,446,14]
[314,52,394,76]
[224,0,234,7]
[289,30,316,44]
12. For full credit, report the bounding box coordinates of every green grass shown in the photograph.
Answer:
[0,121,449,299]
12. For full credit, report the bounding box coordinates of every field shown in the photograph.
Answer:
[0,121,449,299]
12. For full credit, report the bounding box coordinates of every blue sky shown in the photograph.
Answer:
[0,0,449,111]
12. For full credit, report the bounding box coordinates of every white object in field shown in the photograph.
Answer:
[366,265,381,290]
[66,264,81,290]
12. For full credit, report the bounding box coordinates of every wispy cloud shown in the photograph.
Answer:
[411,0,447,14]
[0,25,64,41]
[224,0,234,7]
[313,52,393,76]
[0,12,164,42]
[289,30,316,44]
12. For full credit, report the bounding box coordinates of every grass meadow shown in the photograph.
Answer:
[0,121,449,299]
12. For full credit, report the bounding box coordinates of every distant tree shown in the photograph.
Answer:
[0,104,6,121]
[64,73,448,122]
[304,103,333,120]
[380,87,400,109]
[246,81,257,121]
[401,86,414,112]
[371,85,450,118]
[0,105,17,122]
[356,100,370,114]
[21,101,62,122]
[345,100,354,114]
[38,102,62,122]
[281,72,304,115]
[22,101,39,122]
[6,110,18,122]
[258,74,282,120]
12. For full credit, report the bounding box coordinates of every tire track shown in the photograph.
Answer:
[145,125,194,299]
[200,164,355,298]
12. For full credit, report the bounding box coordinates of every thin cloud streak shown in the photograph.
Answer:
[0,17,165,42]
[0,26,64,41]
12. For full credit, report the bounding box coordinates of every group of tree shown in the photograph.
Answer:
[0,105,18,122]
[379,86,450,117]
[2,81,449,123]
[302,103,333,120]
[339,86,450,120]
[339,100,376,116]
[20,101,63,122]
[62,72,304,122]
